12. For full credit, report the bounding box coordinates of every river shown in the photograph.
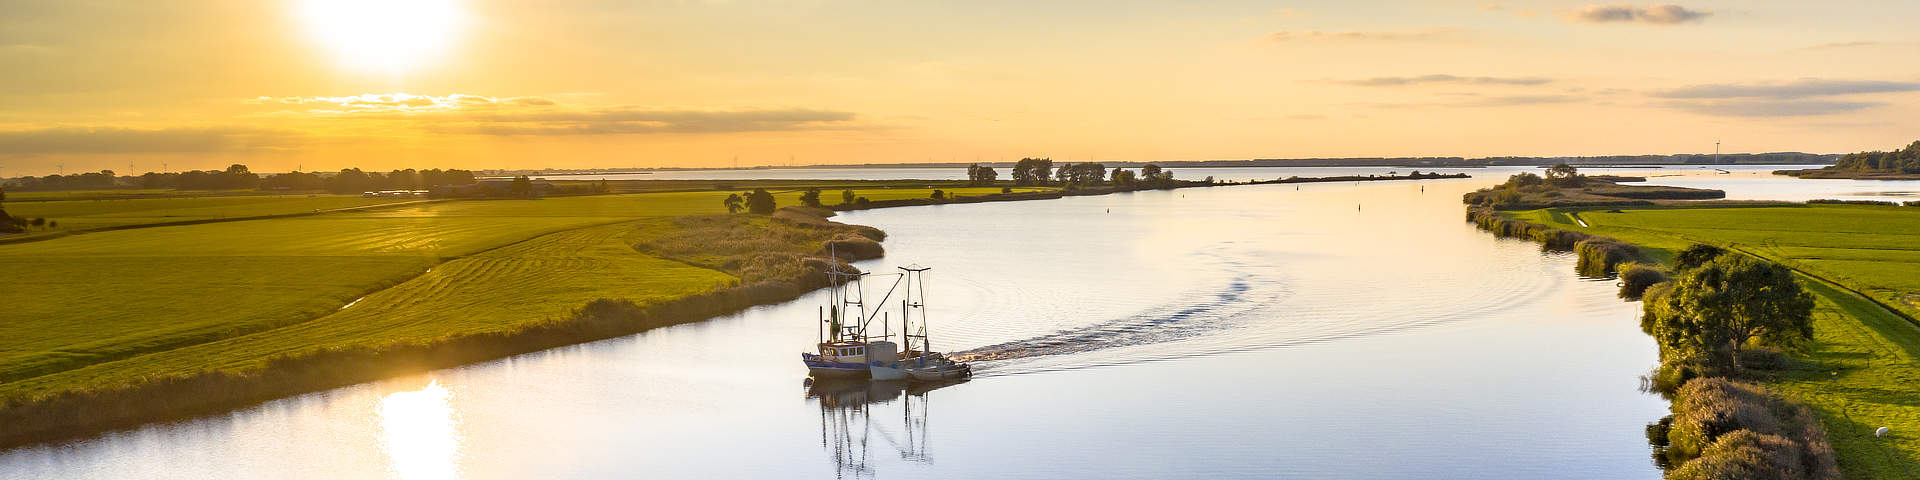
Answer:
[5,166,1914,479]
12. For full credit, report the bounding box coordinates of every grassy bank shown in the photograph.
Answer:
[0,199,883,447]
[1496,204,1920,477]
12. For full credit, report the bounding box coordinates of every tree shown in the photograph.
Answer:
[1054,162,1073,185]
[1010,157,1055,186]
[1504,172,1545,187]
[1675,244,1728,270]
[1641,255,1815,369]
[509,175,533,197]
[799,188,823,207]
[746,188,776,214]
[1545,162,1582,187]
[1110,168,1136,187]
[966,164,999,186]
[724,193,744,214]
[930,189,945,200]
[840,189,856,205]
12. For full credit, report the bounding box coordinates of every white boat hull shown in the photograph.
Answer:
[869,363,911,381]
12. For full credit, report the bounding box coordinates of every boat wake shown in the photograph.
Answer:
[947,244,1293,373]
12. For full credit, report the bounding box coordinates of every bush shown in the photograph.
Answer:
[1674,244,1727,270]
[1659,378,1837,479]
[1618,263,1668,300]
[1575,237,1638,277]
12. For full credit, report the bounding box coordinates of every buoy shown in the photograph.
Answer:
[1877,426,1890,438]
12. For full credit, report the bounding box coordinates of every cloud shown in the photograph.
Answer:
[1265,27,1460,42]
[1651,79,1920,100]
[424,108,860,135]
[1335,74,1552,87]
[0,126,302,154]
[250,93,863,135]
[1570,4,1711,24]
[1465,95,1582,106]
[1661,100,1884,117]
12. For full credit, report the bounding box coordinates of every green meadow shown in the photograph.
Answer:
[0,185,988,403]
[2,194,421,232]
[1506,204,1920,476]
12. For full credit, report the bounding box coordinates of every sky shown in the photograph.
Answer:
[1,0,1918,175]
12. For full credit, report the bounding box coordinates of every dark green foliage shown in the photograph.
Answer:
[1659,378,1839,480]
[929,189,945,200]
[1575,237,1638,277]
[799,188,823,207]
[1011,158,1053,186]
[1001,187,1012,194]
[508,176,533,197]
[840,189,855,205]
[1828,140,1920,173]
[723,193,744,214]
[1675,244,1728,270]
[745,188,776,214]
[1618,263,1668,300]
[964,164,998,186]
[1641,255,1815,370]
[1546,162,1584,187]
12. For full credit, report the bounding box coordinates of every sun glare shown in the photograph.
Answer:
[298,0,465,73]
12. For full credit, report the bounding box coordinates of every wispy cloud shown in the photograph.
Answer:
[1335,74,1551,87]
[0,126,302,154]
[1570,4,1711,24]
[1265,27,1461,42]
[1650,79,1920,117]
[250,93,862,136]
[1661,100,1884,117]
[1651,79,1920,100]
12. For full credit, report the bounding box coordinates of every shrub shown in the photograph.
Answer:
[1574,237,1638,277]
[1659,378,1837,479]
[1617,263,1668,300]
[1674,244,1727,270]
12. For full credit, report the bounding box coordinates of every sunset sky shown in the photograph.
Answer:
[2,0,1918,175]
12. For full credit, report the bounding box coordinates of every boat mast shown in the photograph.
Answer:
[899,265,931,354]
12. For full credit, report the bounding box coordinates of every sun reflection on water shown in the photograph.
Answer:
[377,381,465,480]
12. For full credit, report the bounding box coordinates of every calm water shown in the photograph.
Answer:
[7,167,1916,479]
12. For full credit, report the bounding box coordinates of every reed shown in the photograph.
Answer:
[1657,378,1839,480]
[1617,262,1668,300]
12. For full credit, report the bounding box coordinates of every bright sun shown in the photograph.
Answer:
[298,0,465,73]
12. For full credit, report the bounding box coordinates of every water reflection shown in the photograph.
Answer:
[376,381,464,480]
[809,379,965,479]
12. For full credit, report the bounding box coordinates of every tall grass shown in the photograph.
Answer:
[1617,262,1668,300]
[1654,378,1839,480]
[1575,237,1640,277]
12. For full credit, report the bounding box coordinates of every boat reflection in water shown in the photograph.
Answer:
[807,377,966,479]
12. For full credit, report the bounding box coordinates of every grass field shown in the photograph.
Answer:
[1506,204,1920,476]
[0,186,971,404]
[2,194,421,232]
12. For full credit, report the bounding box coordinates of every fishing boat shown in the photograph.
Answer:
[802,263,893,379]
[871,265,971,382]
[802,262,970,382]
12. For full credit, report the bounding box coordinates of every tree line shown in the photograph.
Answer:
[3,165,477,193]
[1829,140,1920,173]
[983,158,1178,189]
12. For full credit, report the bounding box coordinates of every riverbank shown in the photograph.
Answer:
[1476,203,1920,477]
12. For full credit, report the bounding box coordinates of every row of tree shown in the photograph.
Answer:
[994,159,1177,188]
[3,165,477,192]
[258,168,477,193]
[1830,140,1920,173]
